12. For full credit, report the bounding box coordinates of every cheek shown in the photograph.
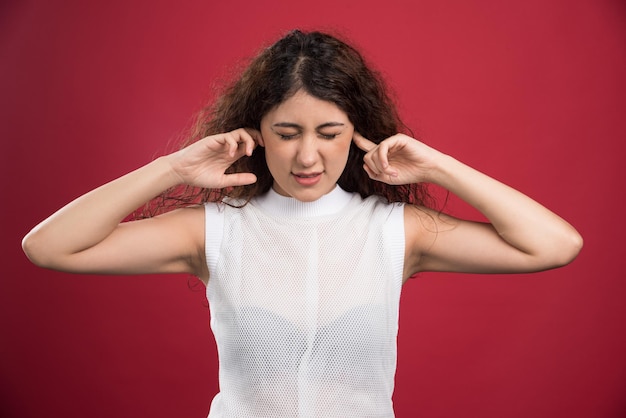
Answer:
[334,140,353,164]
[263,142,292,171]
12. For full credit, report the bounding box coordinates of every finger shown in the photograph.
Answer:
[363,160,399,185]
[366,144,390,176]
[370,147,386,175]
[364,158,381,176]
[362,152,382,176]
[221,133,240,157]
[362,162,390,183]
[352,132,376,152]
[241,128,261,155]
[375,141,398,177]
[223,172,258,187]
[362,163,378,179]
[226,130,255,158]
[377,141,390,169]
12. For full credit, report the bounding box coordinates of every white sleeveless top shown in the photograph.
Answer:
[204,186,405,417]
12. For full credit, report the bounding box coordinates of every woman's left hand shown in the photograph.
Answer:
[352,132,443,185]
[352,134,583,278]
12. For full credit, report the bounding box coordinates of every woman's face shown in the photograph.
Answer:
[259,90,354,202]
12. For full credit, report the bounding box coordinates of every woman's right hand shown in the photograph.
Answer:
[166,128,260,189]
[22,128,260,276]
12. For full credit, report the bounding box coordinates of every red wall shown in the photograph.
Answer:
[2,1,625,417]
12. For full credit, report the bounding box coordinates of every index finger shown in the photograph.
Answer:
[352,132,376,152]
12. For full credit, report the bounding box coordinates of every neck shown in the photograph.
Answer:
[255,186,354,217]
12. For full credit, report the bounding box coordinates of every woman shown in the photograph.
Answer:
[22,30,582,417]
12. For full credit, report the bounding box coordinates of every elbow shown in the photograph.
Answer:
[22,230,43,266]
[547,230,584,269]
[22,229,56,269]
[566,230,584,264]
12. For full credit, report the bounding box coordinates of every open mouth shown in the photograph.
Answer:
[293,172,322,185]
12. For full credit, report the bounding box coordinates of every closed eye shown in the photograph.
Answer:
[276,133,339,140]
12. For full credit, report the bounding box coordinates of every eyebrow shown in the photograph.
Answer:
[272,122,345,129]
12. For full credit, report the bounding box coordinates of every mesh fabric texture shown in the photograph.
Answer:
[204,187,405,417]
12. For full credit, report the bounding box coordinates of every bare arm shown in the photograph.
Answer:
[353,133,583,280]
[22,129,259,281]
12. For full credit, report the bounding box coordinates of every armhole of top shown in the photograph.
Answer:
[204,202,225,277]
[384,202,406,289]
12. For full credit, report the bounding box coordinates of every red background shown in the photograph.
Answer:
[2,0,625,417]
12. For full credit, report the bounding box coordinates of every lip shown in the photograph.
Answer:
[292,171,322,186]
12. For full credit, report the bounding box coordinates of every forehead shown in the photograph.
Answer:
[261,90,351,126]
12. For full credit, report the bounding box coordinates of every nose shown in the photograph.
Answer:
[296,136,319,167]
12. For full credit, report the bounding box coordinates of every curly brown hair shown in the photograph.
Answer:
[145,29,433,215]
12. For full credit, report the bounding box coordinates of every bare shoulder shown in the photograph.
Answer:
[402,204,458,280]
[155,205,208,281]
[158,204,205,226]
[403,204,457,244]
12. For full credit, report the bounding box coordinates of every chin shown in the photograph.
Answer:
[293,193,323,202]
[294,186,336,202]
[273,178,336,202]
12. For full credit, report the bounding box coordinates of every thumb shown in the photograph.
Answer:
[224,172,258,187]
[352,132,376,152]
